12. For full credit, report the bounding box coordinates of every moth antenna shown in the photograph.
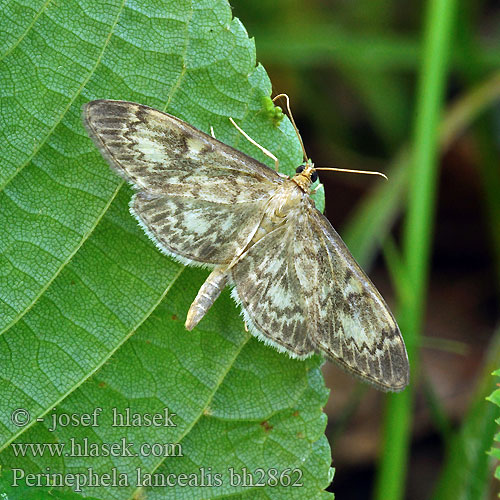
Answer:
[314,166,388,180]
[229,117,280,172]
[272,93,308,163]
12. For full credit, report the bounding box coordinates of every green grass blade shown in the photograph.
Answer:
[374,0,458,498]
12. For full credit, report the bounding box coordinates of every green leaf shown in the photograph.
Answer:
[0,1,331,498]
[487,369,500,486]
[431,331,500,500]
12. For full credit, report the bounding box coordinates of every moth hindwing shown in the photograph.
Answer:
[83,99,409,392]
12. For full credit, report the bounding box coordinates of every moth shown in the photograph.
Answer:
[83,99,409,392]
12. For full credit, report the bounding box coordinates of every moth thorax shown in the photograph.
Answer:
[292,162,315,192]
[292,173,312,192]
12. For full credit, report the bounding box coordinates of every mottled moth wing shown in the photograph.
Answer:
[303,207,408,391]
[83,100,283,266]
[133,193,269,265]
[231,219,315,358]
[232,199,408,392]
[83,100,282,198]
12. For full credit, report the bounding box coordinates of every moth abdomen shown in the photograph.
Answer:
[185,268,229,331]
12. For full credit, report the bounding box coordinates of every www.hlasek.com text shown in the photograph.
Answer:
[11,437,182,459]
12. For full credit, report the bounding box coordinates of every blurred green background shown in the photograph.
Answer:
[230,0,500,498]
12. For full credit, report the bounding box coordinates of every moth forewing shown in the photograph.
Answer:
[82,99,409,392]
[305,208,409,392]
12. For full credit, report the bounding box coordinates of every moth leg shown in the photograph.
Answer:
[210,126,216,139]
[310,184,322,195]
[228,117,280,172]
[185,267,229,330]
[244,322,249,333]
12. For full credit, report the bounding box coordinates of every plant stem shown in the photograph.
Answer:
[373,0,457,497]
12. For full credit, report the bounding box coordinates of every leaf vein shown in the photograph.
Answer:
[0,0,127,193]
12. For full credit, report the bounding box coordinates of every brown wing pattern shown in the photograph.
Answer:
[231,201,408,391]
[83,100,283,205]
[230,220,315,358]
[132,193,270,266]
[296,206,409,391]
[83,99,283,266]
